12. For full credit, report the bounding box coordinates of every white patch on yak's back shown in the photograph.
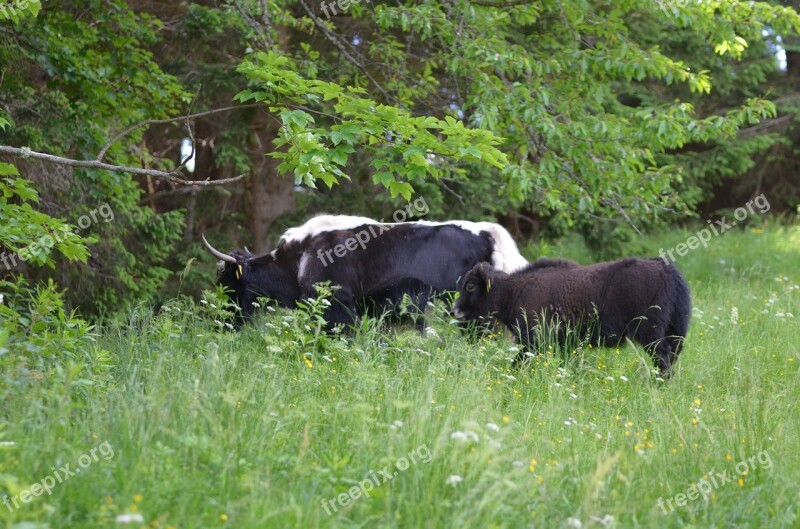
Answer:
[479,222,529,273]
[280,214,527,274]
[407,220,528,273]
[280,214,378,244]
[298,251,312,281]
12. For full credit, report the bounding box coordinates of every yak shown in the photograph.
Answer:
[202,214,528,328]
[452,258,691,374]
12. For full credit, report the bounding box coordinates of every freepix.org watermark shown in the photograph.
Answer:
[321,444,432,515]
[0,203,114,270]
[316,197,429,268]
[656,449,773,515]
[320,0,371,19]
[659,193,770,264]
[2,440,115,513]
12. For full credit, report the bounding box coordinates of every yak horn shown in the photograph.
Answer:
[202,233,237,263]
[244,246,251,254]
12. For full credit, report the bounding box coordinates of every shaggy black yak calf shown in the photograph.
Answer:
[452,258,691,374]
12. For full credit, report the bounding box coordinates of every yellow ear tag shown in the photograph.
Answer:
[486,278,491,292]
[236,265,243,279]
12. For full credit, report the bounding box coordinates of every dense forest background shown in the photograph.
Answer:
[1,0,799,318]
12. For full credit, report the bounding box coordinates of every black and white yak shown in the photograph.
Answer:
[202,215,528,328]
[452,258,691,374]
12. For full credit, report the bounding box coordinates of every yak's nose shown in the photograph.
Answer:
[452,307,464,319]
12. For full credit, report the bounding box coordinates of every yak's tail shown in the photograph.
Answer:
[666,265,691,355]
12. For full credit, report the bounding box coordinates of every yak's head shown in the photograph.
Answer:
[202,234,259,321]
[202,234,254,287]
[453,262,498,321]
[202,235,300,324]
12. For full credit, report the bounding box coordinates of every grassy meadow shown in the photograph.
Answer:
[2,223,799,528]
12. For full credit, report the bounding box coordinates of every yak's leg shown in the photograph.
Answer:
[298,280,358,331]
[653,340,679,378]
[410,288,431,333]
[510,317,538,368]
[325,288,359,330]
[634,319,676,377]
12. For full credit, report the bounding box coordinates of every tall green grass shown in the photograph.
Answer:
[1,224,798,528]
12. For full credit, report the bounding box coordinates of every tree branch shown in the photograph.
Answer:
[439,178,466,206]
[297,0,392,103]
[233,0,274,49]
[470,0,538,6]
[736,113,794,138]
[96,103,260,162]
[0,146,247,187]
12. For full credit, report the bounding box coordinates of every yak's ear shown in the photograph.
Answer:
[475,262,494,292]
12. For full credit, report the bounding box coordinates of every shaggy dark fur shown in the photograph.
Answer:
[453,258,691,374]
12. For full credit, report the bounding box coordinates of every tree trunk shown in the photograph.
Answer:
[245,110,295,253]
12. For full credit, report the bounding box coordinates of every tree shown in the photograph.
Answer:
[2,0,799,314]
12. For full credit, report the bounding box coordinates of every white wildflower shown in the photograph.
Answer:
[591,514,615,527]
[486,422,500,432]
[450,430,479,443]
[445,475,463,486]
[116,514,145,523]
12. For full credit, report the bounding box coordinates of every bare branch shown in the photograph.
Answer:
[297,0,392,102]
[96,103,260,162]
[470,0,538,6]
[737,114,794,138]
[439,178,466,206]
[0,146,247,187]
[233,0,273,49]
[260,0,274,47]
